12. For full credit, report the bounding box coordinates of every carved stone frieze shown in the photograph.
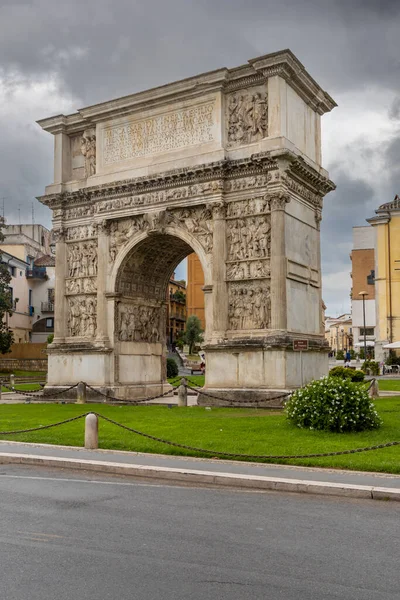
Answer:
[226,196,269,218]
[109,216,148,262]
[68,295,97,337]
[81,129,96,178]
[172,205,213,254]
[226,259,270,281]
[66,277,97,295]
[227,90,268,147]
[282,175,323,208]
[227,214,271,261]
[67,241,98,278]
[65,204,95,220]
[118,302,165,343]
[66,224,97,240]
[228,281,271,330]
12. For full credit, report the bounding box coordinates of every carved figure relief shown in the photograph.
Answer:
[67,242,98,278]
[228,282,271,330]
[226,260,270,281]
[227,91,267,146]
[66,225,96,240]
[68,296,97,337]
[224,174,271,192]
[226,197,269,218]
[66,277,97,295]
[173,205,214,253]
[65,205,95,220]
[227,215,271,261]
[81,129,96,178]
[103,101,215,165]
[118,303,164,343]
[109,216,148,262]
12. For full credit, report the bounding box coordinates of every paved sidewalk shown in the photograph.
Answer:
[0,440,399,501]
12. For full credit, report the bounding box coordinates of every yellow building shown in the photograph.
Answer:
[368,195,400,361]
[324,314,353,354]
[186,253,205,329]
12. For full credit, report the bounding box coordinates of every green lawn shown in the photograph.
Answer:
[168,375,205,388]
[1,383,42,393]
[1,397,400,473]
[379,379,400,391]
[0,370,47,378]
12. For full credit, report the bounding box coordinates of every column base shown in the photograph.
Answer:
[197,388,289,408]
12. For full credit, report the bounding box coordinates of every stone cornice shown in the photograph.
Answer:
[37,153,278,209]
[37,50,336,135]
[249,49,337,115]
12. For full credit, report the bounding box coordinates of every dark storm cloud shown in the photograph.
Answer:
[1,0,399,105]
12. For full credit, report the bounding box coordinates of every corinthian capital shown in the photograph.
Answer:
[269,193,291,211]
[96,220,111,235]
[52,228,66,243]
[210,201,226,220]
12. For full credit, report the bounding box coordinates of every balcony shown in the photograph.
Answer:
[41,302,54,312]
[26,268,47,280]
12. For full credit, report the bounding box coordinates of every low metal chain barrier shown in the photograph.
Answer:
[93,412,400,460]
[85,377,182,404]
[0,413,89,435]
[183,378,291,405]
[1,382,79,400]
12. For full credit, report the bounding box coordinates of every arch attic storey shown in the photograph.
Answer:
[37,49,336,403]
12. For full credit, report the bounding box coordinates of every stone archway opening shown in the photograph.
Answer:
[114,233,206,398]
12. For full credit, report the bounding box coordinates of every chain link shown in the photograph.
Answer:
[183,379,291,405]
[0,413,89,435]
[93,412,400,460]
[85,377,181,404]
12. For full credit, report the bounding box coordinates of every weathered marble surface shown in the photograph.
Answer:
[38,49,336,401]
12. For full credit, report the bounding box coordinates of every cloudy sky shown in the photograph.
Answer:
[1,0,399,315]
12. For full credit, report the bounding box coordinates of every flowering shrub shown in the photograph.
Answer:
[286,377,382,433]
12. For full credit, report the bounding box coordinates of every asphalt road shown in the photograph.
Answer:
[0,465,399,600]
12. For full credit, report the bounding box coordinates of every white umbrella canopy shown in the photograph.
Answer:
[354,341,375,347]
[383,341,400,349]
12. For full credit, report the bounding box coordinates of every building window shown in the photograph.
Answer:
[46,318,54,329]
[9,266,16,277]
[360,327,374,336]
[19,271,22,276]
[366,270,375,285]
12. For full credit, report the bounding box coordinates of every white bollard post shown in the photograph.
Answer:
[10,374,15,390]
[77,381,87,404]
[178,377,188,407]
[369,379,380,399]
[85,413,98,449]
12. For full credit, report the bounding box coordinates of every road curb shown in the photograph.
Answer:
[1,452,399,501]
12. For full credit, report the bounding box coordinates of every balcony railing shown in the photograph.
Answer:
[41,302,54,312]
[26,268,47,280]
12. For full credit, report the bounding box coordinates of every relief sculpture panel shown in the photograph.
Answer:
[227,214,271,261]
[109,216,148,262]
[68,296,97,337]
[118,302,165,343]
[227,89,268,147]
[228,281,271,330]
[67,241,98,278]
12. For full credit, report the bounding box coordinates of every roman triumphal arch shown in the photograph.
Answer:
[37,50,336,402]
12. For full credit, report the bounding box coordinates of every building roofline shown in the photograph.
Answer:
[37,49,336,134]
[0,250,29,267]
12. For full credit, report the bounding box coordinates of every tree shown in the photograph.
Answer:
[0,218,14,353]
[183,315,203,355]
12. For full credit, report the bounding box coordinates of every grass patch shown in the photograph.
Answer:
[1,383,42,393]
[0,370,47,378]
[379,380,400,391]
[168,375,205,388]
[0,397,400,473]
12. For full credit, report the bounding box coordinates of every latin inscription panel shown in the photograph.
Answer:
[102,101,216,165]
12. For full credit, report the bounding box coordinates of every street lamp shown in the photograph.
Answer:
[359,291,368,360]
[341,328,345,353]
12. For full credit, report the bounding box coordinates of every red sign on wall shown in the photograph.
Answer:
[293,340,309,351]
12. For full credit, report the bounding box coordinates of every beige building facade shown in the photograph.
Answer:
[37,50,336,402]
